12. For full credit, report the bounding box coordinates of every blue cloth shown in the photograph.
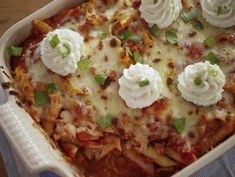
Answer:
[1,126,234,177]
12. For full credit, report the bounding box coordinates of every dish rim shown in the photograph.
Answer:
[0,0,234,177]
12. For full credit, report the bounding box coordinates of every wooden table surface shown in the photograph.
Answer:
[0,1,51,176]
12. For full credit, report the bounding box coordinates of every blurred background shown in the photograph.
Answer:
[0,0,51,36]
[0,1,51,176]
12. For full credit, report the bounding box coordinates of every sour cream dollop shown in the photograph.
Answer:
[178,61,225,107]
[118,63,163,109]
[40,29,84,76]
[200,0,235,28]
[139,0,182,29]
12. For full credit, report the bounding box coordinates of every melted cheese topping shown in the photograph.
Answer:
[25,2,235,142]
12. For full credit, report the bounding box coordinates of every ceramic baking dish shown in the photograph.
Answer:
[0,0,234,176]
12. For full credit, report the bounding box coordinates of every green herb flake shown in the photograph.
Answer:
[180,11,198,23]
[149,24,159,36]
[97,114,113,129]
[133,51,144,64]
[172,117,186,133]
[192,21,204,31]
[204,36,216,48]
[205,52,220,65]
[50,34,60,48]
[94,74,108,85]
[78,58,89,70]
[194,77,202,86]
[137,80,150,87]
[98,32,107,39]
[35,91,49,106]
[7,47,23,57]
[165,30,179,44]
[59,44,70,58]
[46,83,57,93]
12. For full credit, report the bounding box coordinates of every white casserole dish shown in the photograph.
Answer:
[0,0,234,176]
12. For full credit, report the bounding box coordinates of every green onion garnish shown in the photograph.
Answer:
[133,51,144,64]
[59,44,70,58]
[204,36,216,48]
[208,68,218,77]
[149,24,159,36]
[97,114,113,129]
[46,83,57,93]
[118,29,133,41]
[194,77,202,86]
[172,117,186,133]
[78,58,89,70]
[165,30,178,44]
[7,47,23,56]
[180,11,198,23]
[192,21,204,31]
[50,34,60,48]
[137,79,150,87]
[216,6,222,15]
[205,52,219,65]
[35,91,49,106]
[98,32,107,39]
[94,74,108,85]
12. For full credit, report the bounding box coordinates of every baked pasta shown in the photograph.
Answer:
[4,0,235,177]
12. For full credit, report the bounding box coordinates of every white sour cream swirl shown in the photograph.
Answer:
[139,0,182,29]
[200,0,235,28]
[178,61,225,107]
[40,29,84,76]
[118,63,163,109]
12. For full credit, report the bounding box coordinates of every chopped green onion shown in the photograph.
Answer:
[149,24,159,36]
[118,29,141,41]
[153,0,158,4]
[98,32,107,39]
[194,77,202,86]
[208,68,218,77]
[97,114,113,129]
[78,58,89,70]
[7,47,23,56]
[59,44,70,58]
[165,30,178,44]
[216,6,222,15]
[137,79,150,87]
[94,74,108,85]
[133,51,144,64]
[204,36,216,48]
[205,52,219,65]
[125,47,133,57]
[46,83,57,93]
[35,91,49,106]
[180,11,198,23]
[192,21,204,31]
[118,30,133,41]
[169,83,177,89]
[172,117,186,133]
[50,34,60,48]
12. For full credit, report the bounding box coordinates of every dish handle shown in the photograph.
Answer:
[0,95,79,177]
